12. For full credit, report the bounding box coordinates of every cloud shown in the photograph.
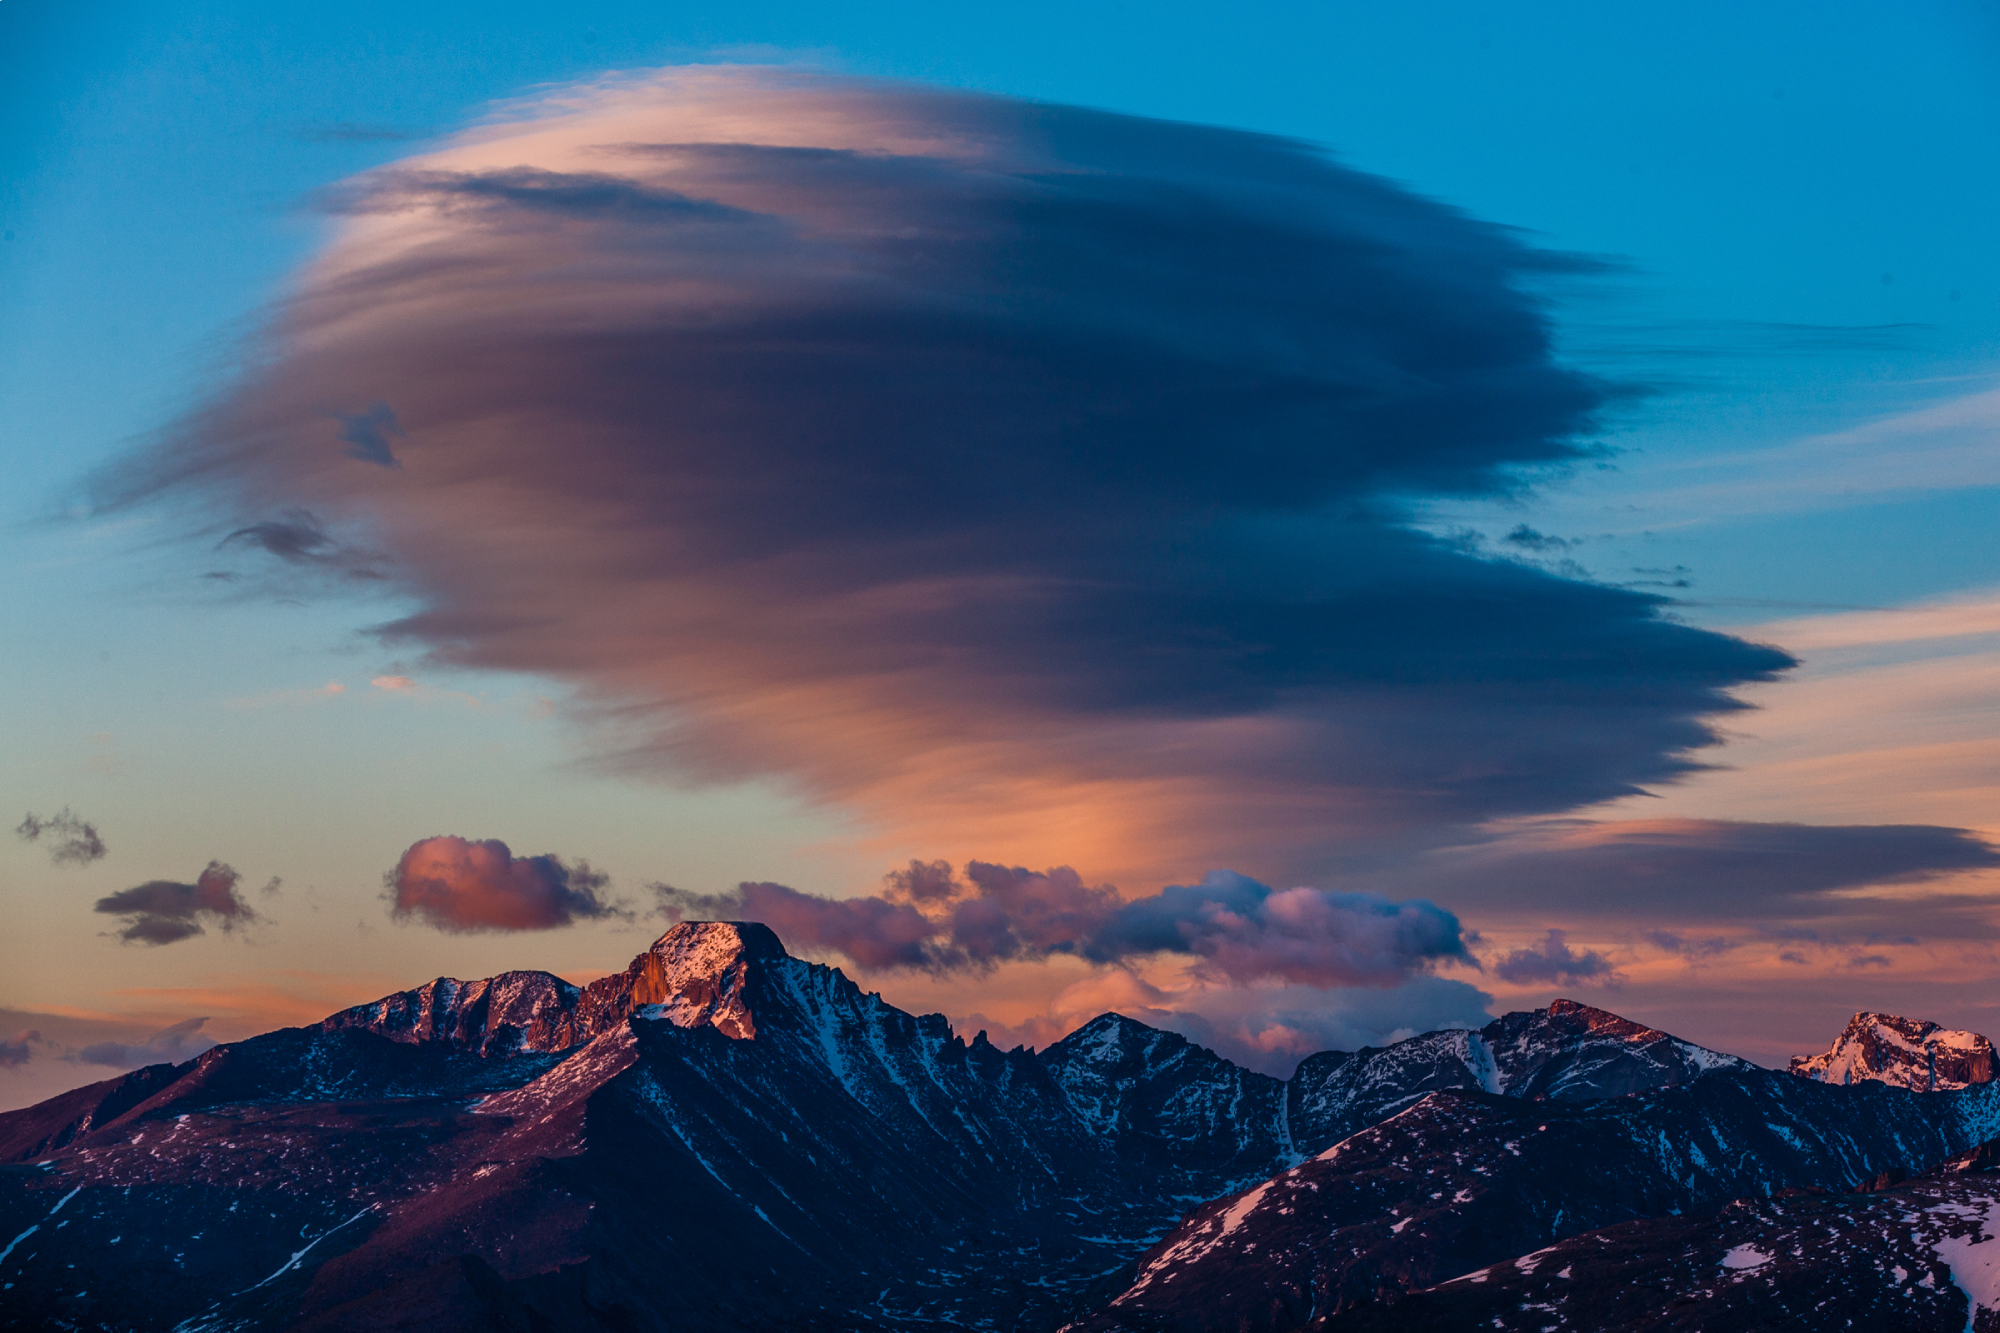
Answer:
[16,808,106,865]
[218,508,385,582]
[0,1031,38,1068]
[101,67,1803,882]
[1401,818,2000,936]
[660,861,1469,987]
[387,834,625,932]
[1492,929,1619,986]
[75,1016,214,1067]
[336,401,405,467]
[371,674,415,692]
[94,862,262,945]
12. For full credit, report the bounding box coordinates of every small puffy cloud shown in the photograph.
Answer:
[95,862,260,945]
[16,808,107,866]
[75,1016,213,1067]
[387,835,625,932]
[0,1030,40,1068]
[1492,929,1618,987]
[661,861,1469,989]
[371,674,415,692]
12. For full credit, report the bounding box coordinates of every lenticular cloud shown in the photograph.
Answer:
[121,67,1794,881]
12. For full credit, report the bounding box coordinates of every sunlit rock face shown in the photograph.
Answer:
[1791,1012,1997,1091]
[319,921,783,1053]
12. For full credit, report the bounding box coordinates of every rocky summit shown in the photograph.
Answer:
[3,924,1999,1332]
[1790,1011,1998,1092]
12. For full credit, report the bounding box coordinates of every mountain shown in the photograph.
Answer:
[1070,1072,2000,1332]
[0,925,1987,1333]
[1284,997,1753,1150]
[0,923,1288,1332]
[1790,1011,1997,1091]
[1328,1133,2000,1332]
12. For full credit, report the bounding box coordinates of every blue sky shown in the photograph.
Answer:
[3,1,1998,1108]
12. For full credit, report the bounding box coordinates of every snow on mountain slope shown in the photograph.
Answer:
[1792,1011,1997,1091]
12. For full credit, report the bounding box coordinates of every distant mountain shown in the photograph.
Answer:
[1790,1011,1997,1091]
[0,925,1989,1333]
[1284,997,1753,1150]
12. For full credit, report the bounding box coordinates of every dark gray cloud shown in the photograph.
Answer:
[1399,818,2000,936]
[0,1030,38,1068]
[16,808,106,865]
[1492,929,1618,986]
[94,861,261,945]
[660,861,1470,988]
[387,834,626,932]
[109,69,1796,872]
[335,402,405,467]
[75,1017,213,1067]
[219,508,385,581]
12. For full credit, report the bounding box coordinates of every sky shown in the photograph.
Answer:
[3,1,1998,1110]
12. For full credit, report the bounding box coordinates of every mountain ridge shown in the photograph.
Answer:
[2,922,1994,1333]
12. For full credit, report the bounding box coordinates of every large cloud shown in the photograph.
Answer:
[387,835,623,932]
[659,861,1470,987]
[94,861,260,945]
[114,67,1796,879]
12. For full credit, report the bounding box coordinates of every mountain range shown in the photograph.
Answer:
[2,923,1996,1331]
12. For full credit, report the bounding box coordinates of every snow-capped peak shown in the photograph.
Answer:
[1789,1012,1996,1091]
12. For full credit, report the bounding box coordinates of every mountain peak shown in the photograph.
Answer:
[1790,1011,1996,1091]
[612,920,785,1039]
[649,919,788,964]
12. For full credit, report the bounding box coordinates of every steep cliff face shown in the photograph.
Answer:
[1791,1011,1997,1091]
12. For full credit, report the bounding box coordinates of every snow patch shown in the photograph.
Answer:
[1721,1244,1771,1271]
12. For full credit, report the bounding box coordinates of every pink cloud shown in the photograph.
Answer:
[387,835,623,932]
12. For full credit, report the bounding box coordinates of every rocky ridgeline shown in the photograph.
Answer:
[2,923,1998,1333]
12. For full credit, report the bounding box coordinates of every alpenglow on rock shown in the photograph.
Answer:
[1790,1011,1997,1091]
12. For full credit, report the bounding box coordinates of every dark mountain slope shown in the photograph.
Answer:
[1330,1135,2000,1332]
[1071,1072,2000,1332]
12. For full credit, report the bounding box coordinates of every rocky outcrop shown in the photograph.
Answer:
[1790,1011,1996,1091]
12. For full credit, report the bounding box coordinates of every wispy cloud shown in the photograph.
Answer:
[16,808,107,866]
